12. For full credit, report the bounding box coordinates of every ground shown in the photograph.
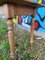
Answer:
[0,19,45,60]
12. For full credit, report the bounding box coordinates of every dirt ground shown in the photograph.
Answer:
[0,20,45,60]
[14,26,45,60]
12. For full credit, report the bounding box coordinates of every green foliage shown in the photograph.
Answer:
[23,51,31,60]
[0,20,7,34]
[14,28,31,60]
[0,40,10,60]
[0,20,45,60]
[0,20,8,41]
[0,26,7,34]
[0,20,10,60]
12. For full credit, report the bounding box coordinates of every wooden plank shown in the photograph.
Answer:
[0,4,34,18]
[8,4,15,18]
[8,4,34,18]
[14,5,34,15]
[30,8,36,48]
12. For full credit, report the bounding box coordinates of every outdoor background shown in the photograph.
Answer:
[0,0,45,60]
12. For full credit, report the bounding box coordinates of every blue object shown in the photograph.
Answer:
[35,7,45,32]
[32,0,38,3]
[42,0,45,4]
[27,16,32,24]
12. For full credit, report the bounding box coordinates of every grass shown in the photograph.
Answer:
[14,26,45,60]
[0,20,10,60]
[0,19,45,60]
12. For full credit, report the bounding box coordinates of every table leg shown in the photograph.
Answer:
[30,8,36,48]
[7,19,15,60]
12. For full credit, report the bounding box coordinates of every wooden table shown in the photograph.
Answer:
[0,0,44,60]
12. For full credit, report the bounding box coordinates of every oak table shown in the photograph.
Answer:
[0,0,44,60]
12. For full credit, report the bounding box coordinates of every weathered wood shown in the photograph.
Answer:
[14,5,34,15]
[30,18,34,48]
[7,20,15,60]
[0,4,34,18]
[0,0,44,18]
[8,4,15,18]
[30,8,36,48]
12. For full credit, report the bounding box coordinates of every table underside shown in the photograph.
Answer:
[0,4,35,18]
[0,0,44,7]
[0,0,44,19]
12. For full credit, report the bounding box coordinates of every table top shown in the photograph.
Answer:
[0,0,45,7]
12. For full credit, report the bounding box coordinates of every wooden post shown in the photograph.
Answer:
[30,8,36,48]
[7,19,15,60]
